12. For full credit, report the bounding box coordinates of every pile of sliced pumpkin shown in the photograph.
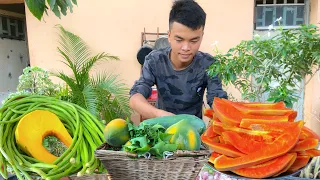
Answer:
[202,97,320,179]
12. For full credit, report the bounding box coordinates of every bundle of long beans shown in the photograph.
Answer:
[0,95,106,180]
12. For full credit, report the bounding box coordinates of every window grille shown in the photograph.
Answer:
[0,15,25,40]
[255,0,308,30]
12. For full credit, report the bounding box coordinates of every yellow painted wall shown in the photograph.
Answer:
[25,0,320,130]
[25,0,255,122]
[25,0,253,92]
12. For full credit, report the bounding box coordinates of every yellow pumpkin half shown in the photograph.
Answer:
[15,110,73,164]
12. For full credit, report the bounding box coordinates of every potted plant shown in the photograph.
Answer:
[53,25,132,123]
[207,24,320,108]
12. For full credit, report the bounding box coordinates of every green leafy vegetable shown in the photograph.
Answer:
[124,122,178,158]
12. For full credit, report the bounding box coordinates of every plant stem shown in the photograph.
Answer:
[286,70,294,84]
[256,57,273,101]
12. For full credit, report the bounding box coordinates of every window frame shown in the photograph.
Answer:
[0,14,26,41]
[254,0,310,30]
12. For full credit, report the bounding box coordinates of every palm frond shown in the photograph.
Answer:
[56,25,92,88]
[53,71,84,105]
[99,95,117,122]
[81,53,119,76]
[91,72,132,120]
[110,94,132,118]
[53,71,77,91]
[82,85,99,117]
[56,25,119,88]
[56,24,91,72]
[57,48,79,82]
[54,25,128,121]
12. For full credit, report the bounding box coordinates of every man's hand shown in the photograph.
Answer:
[130,93,175,119]
[155,109,175,117]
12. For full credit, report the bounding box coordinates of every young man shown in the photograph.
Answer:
[129,0,228,119]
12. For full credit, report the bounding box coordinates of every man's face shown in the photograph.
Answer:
[168,22,204,65]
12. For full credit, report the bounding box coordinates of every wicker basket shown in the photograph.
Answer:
[94,143,211,180]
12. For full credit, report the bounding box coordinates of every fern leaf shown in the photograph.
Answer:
[91,73,132,120]
[82,85,99,116]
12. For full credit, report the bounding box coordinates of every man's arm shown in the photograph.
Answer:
[129,93,174,119]
[129,54,174,119]
[206,75,228,108]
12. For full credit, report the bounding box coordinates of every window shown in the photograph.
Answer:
[0,15,25,40]
[255,0,308,30]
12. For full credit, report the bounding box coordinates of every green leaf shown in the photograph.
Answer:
[66,0,74,13]
[57,0,68,16]
[267,97,276,102]
[149,140,177,158]
[123,143,150,155]
[47,0,56,10]
[82,85,99,116]
[54,25,130,121]
[150,124,165,132]
[91,72,131,120]
[162,143,178,152]
[284,100,293,108]
[51,3,61,18]
[25,0,46,20]
[124,120,177,158]
[159,132,173,142]
[130,136,148,148]
[207,24,320,104]
[149,141,165,157]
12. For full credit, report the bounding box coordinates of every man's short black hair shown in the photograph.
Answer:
[169,0,206,30]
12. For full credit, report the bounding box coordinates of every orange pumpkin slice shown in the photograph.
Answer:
[222,98,293,116]
[287,155,310,173]
[208,152,222,164]
[213,98,242,126]
[212,113,220,122]
[201,125,218,138]
[232,153,295,179]
[305,149,320,157]
[212,121,224,135]
[214,121,303,171]
[273,153,297,177]
[222,131,270,154]
[300,126,320,141]
[222,124,280,142]
[218,136,226,144]
[240,119,289,129]
[234,101,286,109]
[286,111,298,122]
[213,98,290,126]
[201,135,245,157]
[290,138,319,152]
[204,108,214,119]
[248,121,301,133]
[296,151,308,156]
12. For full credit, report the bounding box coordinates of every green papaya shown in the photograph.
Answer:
[165,119,201,150]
